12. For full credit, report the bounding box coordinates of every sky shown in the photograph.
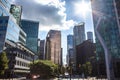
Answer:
[9,0,94,64]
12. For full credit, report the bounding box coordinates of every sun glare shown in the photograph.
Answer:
[74,0,91,17]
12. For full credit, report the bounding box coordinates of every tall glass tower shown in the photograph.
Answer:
[87,31,93,43]
[67,35,74,66]
[73,22,86,70]
[10,4,22,25]
[91,0,120,79]
[0,0,10,16]
[21,20,39,54]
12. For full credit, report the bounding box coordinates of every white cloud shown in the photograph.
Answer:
[40,20,75,31]
[9,0,75,31]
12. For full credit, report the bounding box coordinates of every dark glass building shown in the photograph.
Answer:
[91,0,120,78]
[39,40,45,60]
[76,40,97,76]
[87,31,93,43]
[21,20,39,54]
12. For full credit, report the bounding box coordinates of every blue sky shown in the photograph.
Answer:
[10,0,94,63]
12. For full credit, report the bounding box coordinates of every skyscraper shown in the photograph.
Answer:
[21,20,39,54]
[76,40,97,76]
[67,35,74,66]
[0,0,10,16]
[0,0,35,76]
[73,22,86,45]
[39,40,45,60]
[73,22,86,70]
[114,0,120,32]
[45,30,61,65]
[10,4,22,25]
[91,0,120,79]
[67,35,73,50]
[87,31,93,43]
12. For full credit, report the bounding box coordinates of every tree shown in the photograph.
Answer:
[30,60,59,79]
[82,61,92,77]
[86,62,92,76]
[0,51,9,77]
[60,66,65,75]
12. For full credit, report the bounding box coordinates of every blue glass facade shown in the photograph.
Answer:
[67,35,74,65]
[0,0,10,16]
[87,31,93,43]
[10,4,22,25]
[67,35,73,49]
[0,0,26,50]
[92,0,120,60]
[0,0,35,76]
[21,20,39,54]
[92,0,120,78]
[0,16,21,51]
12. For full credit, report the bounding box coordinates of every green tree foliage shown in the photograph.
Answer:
[82,62,92,77]
[60,66,65,75]
[30,60,58,79]
[0,51,9,76]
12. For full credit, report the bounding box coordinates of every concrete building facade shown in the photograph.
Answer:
[45,30,61,65]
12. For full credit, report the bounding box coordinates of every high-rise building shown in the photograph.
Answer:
[67,35,73,50]
[0,0,10,16]
[73,22,86,45]
[115,0,120,32]
[45,30,61,65]
[91,0,120,79]
[39,40,45,60]
[67,35,74,66]
[0,16,33,77]
[0,16,26,50]
[21,20,39,54]
[73,22,86,70]
[0,0,36,77]
[10,4,22,25]
[76,40,97,76]
[87,31,93,43]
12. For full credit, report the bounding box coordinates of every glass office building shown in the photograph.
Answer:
[21,20,39,54]
[0,16,19,50]
[87,31,93,43]
[0,16,26,50]
[0,0,10,16]
[67,35,74,66]
[10,4,22,25]
[92,0,120,78]
[73,22,86,70]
